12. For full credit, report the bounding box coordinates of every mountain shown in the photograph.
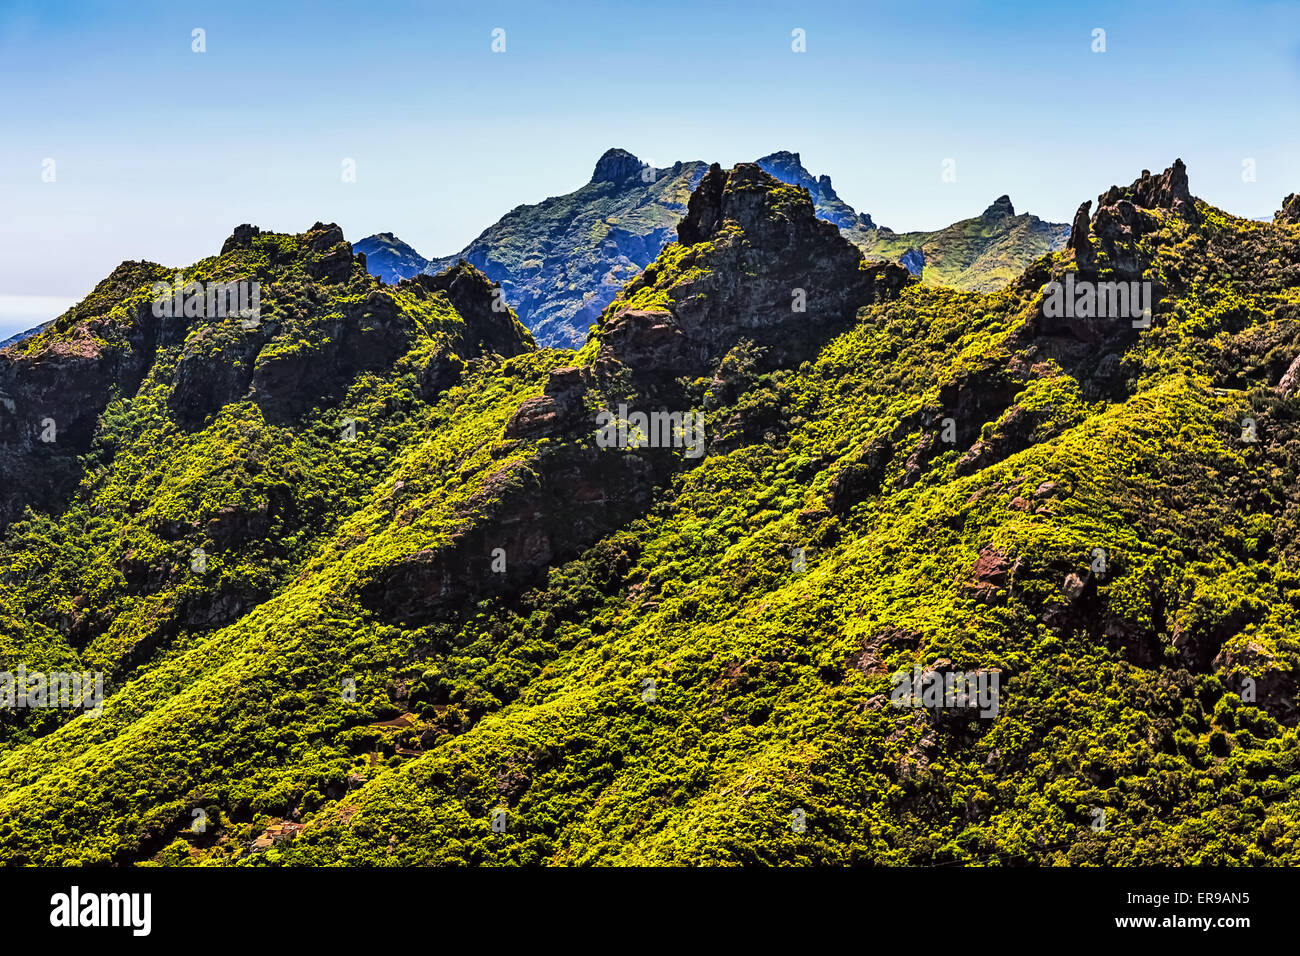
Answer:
[352,232,428,284]
[419,149,709,349]
[752,149,877,238]
[357,149,1068,348]
[859,194,1072,291]
[3,160,1300,867]
[0,321,52,351]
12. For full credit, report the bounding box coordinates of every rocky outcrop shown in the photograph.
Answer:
[1098,160,1195,217]
[591,148,644,184]
[360,446,655,626]
[221,224,262,255]
[504,366,589,440]
[599,163,913,385]
[827,436,894,514]
[406,262,535,358]
[1066,201,1093,268]
[1275,193,1300,226]
[0,261,173,529]
[982,195,1015,219]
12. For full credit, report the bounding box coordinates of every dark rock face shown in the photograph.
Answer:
[591,148,643,184]
[405,262,535,359]
[504,366,589,440]
[982,195,1015,219]
[169,326,267,429]
[1066,201,1094,267]
[1098,159,1194,217]
[827,436,894,514]
[604,163,912,385]
[1276,193,1300,226]
[360,447,655,626]
[1034,160,1194,359]
[221,224,262,255]
[676,163,728,246]
[250,262,531,423]
[0,261,172,529]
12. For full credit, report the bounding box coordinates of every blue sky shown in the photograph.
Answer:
[1,0,1298,337]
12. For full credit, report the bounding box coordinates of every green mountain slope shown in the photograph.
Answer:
[860,195,1071,291]
[1,162,1299,867]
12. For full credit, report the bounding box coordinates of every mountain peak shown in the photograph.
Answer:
[354,232,429,284]
[755,150,805,179]
[982,195,1015,218]
[591,148,643,184]
[1098,158,1194,215]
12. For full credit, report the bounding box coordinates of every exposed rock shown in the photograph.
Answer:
[1061,571,1089,601]
[591,148,643,184]
[1275,193,1300,226]
[603,163,913,384]
[1278,352,1300,396]
[220,224,262,255]
[982,195,1015,219]
[1098,159,1194,217]
[1066,201,1093,268]
[965,546,1016,603]
[503,366,588,440]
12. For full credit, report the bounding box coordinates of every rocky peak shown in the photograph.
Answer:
[982,195,1016,219]
[220,223,262,255]
[305,221,347,252]
[1098,159,1194,216]
[405,261,535,357]
[591,148,643,184]
[755,151,809,185]
[1275,193,1300,226]
[676,163,728,245]
[611,162,912,382]
[1066,201,1094,268]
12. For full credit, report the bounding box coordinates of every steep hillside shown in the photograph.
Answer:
[2,161,1300,868]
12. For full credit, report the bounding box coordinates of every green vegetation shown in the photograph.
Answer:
[0,165,1298,867]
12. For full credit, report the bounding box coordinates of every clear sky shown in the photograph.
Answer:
[1,0,1298,338]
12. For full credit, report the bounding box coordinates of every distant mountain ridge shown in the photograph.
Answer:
[0,322,52,351]
[859,194,1071,291]
[359,148,1069,346]
[352,233,428,284]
